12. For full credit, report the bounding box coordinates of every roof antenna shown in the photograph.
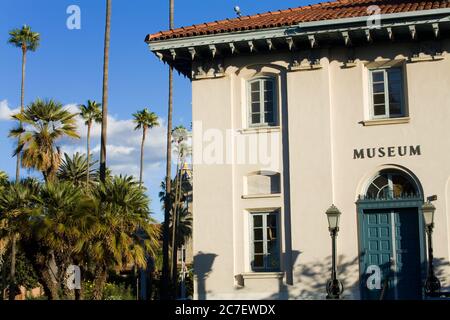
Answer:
[234,5,242,18]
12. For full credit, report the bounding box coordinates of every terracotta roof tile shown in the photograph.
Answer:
[146,0,450,42]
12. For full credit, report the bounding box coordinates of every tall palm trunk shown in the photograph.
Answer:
[171,160,183,295]
[1,257,7,300]
[86,122,92,185]
[9,46,27,301]
[100,0,111,183]
[162,0,175,300]
[139,126,146,186]
[8,233,17,300]
[15,46,26,183]
[40,269,59,300]
[93,265,108,300]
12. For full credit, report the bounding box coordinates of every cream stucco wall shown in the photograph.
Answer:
[192,39,450,299]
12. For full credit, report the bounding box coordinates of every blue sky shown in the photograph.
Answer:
[0,0,320,220]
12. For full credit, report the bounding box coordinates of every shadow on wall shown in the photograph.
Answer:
[430,257,450,291]
[194,252,217,300]
[260,255,360,300]
[236,251,302,299]
[292,255,360,300]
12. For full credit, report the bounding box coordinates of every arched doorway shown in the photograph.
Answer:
[357,169,426,300]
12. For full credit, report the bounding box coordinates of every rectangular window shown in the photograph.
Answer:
[251,211,280,271]
[248,78,276,127]
[369,68,405,119]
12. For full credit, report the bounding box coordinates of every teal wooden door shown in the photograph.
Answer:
[361,208,422,300]
[394,209,422,299]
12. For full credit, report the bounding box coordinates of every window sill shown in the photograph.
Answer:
[241,272,284,280]
[361,117,410,126]
[238,126,280,134]
[242,193,281,199]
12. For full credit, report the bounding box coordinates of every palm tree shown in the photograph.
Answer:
[79,100,102,185]
[170,126,190,292]
[9,99,79,182]
[100,0,112,182]
[57,152,98,187]
[162,0,175,299]
[32,181,90,299]
[0,182,36,300]
[86,175,160,299]
[8,25,40,183]
[132,108,159,186]
[170,205,192,250]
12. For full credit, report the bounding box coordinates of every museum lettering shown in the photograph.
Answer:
[353,145,421,159]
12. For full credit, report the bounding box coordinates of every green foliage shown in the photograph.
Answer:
[2,249,39,290]
[132,108,159,131]
[171,206,192,249]
[79,100,102,126]
[87,175,160,271]
[0,181,37,237]
[103,282,135,300]
[0,95,163,300]
[0,171,161,300]
[57,152,98,187]
[33,181,91,261]
[0,171,8,187]
[9,99,80,181]
[159,178,192,249]
[8,25,40,52]
[82,280,135,300]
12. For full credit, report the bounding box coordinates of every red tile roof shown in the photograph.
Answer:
[146,0,450,42]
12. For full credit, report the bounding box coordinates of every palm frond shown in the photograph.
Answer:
[8,25,40,52]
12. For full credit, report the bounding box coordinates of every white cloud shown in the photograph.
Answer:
[60,104,168,181]
[0,100,19,121]
[91,144,135,159]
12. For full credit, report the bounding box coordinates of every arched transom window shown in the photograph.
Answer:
[365,170,419,199]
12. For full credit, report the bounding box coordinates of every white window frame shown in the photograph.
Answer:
[369,68,405,120]
[247,77,278,127]
[249,211,280,272]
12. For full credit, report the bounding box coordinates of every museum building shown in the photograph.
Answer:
[146,0,450,299]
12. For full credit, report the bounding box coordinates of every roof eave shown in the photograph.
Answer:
[146,7,450,47]
[146,8,450,79]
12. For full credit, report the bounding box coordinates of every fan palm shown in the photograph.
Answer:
[8,25,40,183]
[169,205,192,250]
[79,100,102,185]
[32,181,93,299]
[159,172,192,294]
[9,99,80,182]
[0,182,37,300]
[170,125,190,292]
[86,175,160,299]
[58,152,98,188]
[159,179,176,212]
[132,108,159,186]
